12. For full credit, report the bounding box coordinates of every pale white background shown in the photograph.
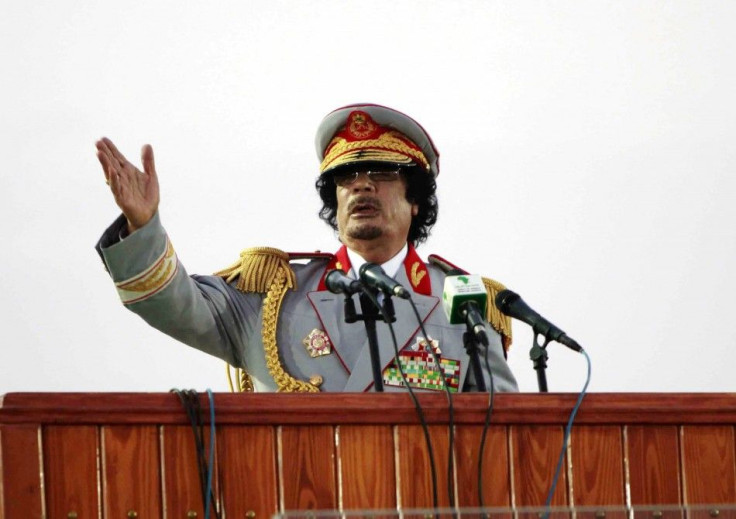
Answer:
[1,1,734,395]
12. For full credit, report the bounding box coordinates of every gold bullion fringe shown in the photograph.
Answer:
[214,247,297,294]
[225,364,254,393]
[482,277,513,352]
[238,368,254,392]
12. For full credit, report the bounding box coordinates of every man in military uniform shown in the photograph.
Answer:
[95,103,518,393]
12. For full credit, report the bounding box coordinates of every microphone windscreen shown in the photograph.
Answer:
[443,274,487,325]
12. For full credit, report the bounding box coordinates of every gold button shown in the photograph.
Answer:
[127,511,138,518]
[309,374,323,387]
[67,513,78,519]
[246,511,256,519]
[187,511,198,518]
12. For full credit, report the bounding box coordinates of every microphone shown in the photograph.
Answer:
[442,274,490,346]
[325,269,363,296]
[358,263,411,299]
[494,289,583,352]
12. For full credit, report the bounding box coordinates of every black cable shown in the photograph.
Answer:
[362,289,440,510]
[407,297,456,509]
[171,389,222,519]
[188,390,211,508]
[477,339,496,508]
[172,390,207,505]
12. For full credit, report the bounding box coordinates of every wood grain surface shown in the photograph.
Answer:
[218,425,278,518]
[511,425,568,507]
[570,425,625,505]
[0,425,42,519]
[395,424,452,508]
[279,425,337,510]
[43,425,99,519]
[3,393,736,516]
[680,425,736,504]
[337,424,396,509]
[161,425,206,517]
[101,425,161,518]
[454,424,511,507]
[3,393,736,425]
[626,425,681,505]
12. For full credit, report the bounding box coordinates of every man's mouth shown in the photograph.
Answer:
[348,197,380,217]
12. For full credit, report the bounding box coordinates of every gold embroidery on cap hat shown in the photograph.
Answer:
[320,131,429,173]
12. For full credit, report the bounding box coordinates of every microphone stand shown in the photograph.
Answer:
[462,331,487,392]
[530,334,550,393]
[342,288,396,392]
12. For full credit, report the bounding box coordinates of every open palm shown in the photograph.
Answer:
[96,137,160,233]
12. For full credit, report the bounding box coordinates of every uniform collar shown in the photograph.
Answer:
[345,243,408,280]
[317,243,431,296]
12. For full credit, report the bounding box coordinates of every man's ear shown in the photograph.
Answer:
[411,203,419,217]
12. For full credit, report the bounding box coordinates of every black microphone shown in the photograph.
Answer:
[495,289,583,352]
[359,263,411,299]
[325,269,363,296]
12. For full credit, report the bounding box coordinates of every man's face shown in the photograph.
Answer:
[335,166,419,249]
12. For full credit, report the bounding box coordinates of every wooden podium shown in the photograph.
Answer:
[2,393,735,518]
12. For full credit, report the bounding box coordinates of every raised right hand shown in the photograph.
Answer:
[96,137,160,233]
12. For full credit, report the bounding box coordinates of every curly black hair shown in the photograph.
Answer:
[315,164,438,246]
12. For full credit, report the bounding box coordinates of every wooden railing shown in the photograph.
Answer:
[1,393,735,518]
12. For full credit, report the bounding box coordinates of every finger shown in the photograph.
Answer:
[96,150,112,182]
[107,157,121,195]
[97,139,120,173]
[141,144,157,180]
[102,137,131,167]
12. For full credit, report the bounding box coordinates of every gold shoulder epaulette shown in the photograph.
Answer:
[428,253,513,352]
[214,247,334,294]
[214,246,297,293]
[481,277,513,352]
[213,246,324,393]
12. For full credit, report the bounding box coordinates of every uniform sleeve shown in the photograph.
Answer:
[95,212,261,368]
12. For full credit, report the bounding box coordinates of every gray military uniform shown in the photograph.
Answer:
[97,212,518,393]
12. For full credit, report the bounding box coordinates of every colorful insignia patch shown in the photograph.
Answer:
[348,111,379,139]
[383,343,460,393]
[302,329,332,358]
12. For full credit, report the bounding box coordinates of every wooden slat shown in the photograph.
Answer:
[626,425,681,505]
[681,425,736,504]
[396,424,452,508]
[0,425,42,519]
[570,425,625,506]
[338,425,396,509]
[101,425,161,518]
[218,425,278,518]
[510,425,568,507]
[161,425,205,517]
[43,425,99,519]
[279,425,337,510]
[454,425,510,508]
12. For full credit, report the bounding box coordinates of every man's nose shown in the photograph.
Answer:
[351,172,376,192]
